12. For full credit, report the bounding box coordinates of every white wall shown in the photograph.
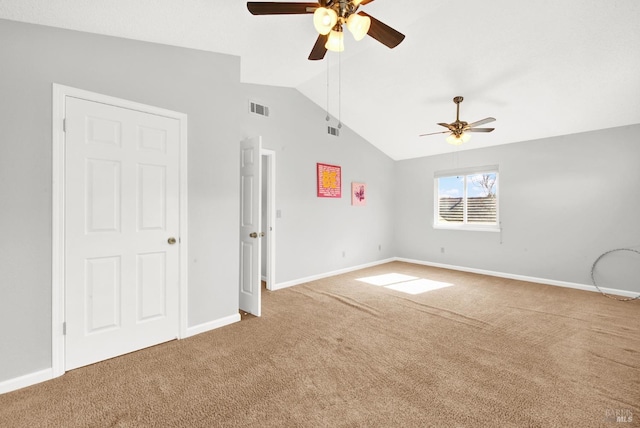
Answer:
[241,84,397,285]
[0,19,241,383]
[394,125,640,291]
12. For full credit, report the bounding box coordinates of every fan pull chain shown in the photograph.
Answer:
[325,56,330,122]
[338,49,342,129]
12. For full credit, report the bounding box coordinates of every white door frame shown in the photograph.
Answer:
[261,149,276,291]
[51,84,188,377]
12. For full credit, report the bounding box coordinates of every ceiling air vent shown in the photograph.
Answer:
[327,126,340,137]
[249,101,269,117]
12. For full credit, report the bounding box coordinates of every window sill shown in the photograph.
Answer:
[433,224,501,232]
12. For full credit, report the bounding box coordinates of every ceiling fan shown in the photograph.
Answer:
[419,96,496,145]
[247,0,405,60]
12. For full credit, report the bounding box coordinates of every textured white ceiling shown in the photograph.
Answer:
[1,0,639,160]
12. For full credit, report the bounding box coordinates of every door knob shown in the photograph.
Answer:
[168,237,177,245]
[259,232,265,237]
[249,232,258,238]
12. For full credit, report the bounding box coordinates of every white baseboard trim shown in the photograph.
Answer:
[272,258,396,291]
[184,313,241,338]
[0,368,54,395]
[395,257,638,298]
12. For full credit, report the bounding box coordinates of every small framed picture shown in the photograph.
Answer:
[352,182,366,206]
[317,163,342,198]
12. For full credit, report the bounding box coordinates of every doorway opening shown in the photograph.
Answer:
[261,149,276,292]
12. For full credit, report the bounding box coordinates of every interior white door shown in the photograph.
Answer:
[64,96,180,370]
[239,137,262,316]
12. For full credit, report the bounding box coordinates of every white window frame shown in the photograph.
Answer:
[434,165,500,232]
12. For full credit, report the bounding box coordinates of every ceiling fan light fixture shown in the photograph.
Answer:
[346,13,371,41]
[446,133,471,146]
[313,7,338,35]
[325,29,345,52]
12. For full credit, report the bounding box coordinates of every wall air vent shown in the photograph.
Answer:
[327,126,340,137]
[249,101,269,117]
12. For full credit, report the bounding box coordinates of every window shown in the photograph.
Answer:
[434,166,499,231]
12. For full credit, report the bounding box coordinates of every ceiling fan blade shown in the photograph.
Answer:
[438,122,454,130]
[308,34,328,60]
[419,131,450,137]
[358,11,405,48]
[468,117,496,128]
[467,128,495,133]
[247,2,318,15]
[358,0,375,5]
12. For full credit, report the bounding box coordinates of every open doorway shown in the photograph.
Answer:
[261,149,276,291]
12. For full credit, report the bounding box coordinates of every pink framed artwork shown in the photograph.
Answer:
[317,163,342,198]
[352,182,366,206]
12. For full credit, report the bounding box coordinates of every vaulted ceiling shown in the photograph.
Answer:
[2,0,639,160]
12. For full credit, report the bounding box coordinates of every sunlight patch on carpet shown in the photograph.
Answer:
[356,273,419,286]
[356,273,454,295]
[384,278,454,295]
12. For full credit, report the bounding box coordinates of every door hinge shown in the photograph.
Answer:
[62,322,66,335]
[62,118,66,133]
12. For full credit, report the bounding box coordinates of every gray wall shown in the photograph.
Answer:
[394,124,640,291]
[2,17,637,388]
[0,19,241,382]
[241,84,396,284]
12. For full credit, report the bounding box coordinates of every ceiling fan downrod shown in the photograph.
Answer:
[453,96,463,123]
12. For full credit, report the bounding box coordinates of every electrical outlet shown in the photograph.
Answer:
[342,251,346,258]
[441,247,445,254]
[378,244,381,251]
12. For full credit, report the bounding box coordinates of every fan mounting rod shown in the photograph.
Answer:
[453,96,463,123]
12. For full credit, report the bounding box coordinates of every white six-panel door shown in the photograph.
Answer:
[239,137,262,316]
[64,96,180,370]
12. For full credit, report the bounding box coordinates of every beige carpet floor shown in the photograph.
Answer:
[1,261,639,427]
